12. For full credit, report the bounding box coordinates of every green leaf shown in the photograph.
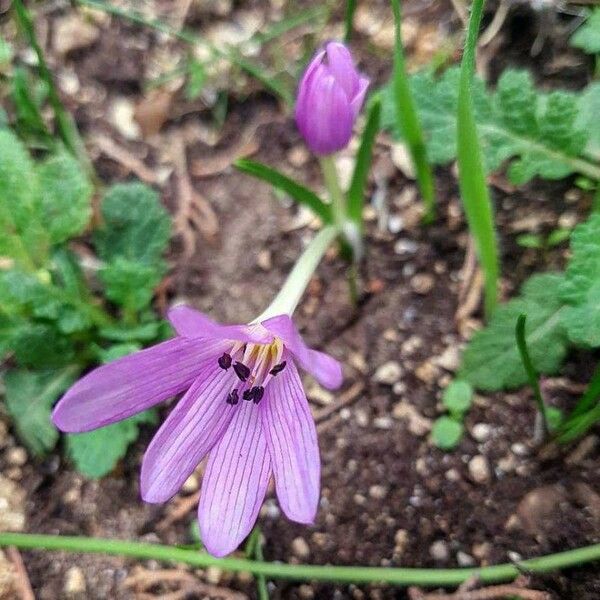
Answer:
[577,83,600,162]
[235,159,333,224]
[516,233,543,249]
[185,59,206,100]
[460,274,568,391]
[442,380,473,417]
[546,228,571,247]
[11,322,75,368]
[98,320,162,343]
[571,9,600,55]
[560,213,600,347]
[348,100,380,226]
[432,416,463,450]
[0,128,47,266]
[3,366,79,455]
[94,182,171,265]
[96,342,142,363]
[0,35,12,65]
[99,257,162,312]
[380,67,600,183]
[37,150,92,244]
[66,410,157,478]
[11,68,51,144]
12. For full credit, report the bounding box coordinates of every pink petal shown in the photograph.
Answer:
[168,305,272,343]
[296,50,326,129]
[141,363,238,503]
[325,42,360,99]
[198,401,271,557]
[261,315,343,390]
[53,338,228,433]
[261,357,320,523]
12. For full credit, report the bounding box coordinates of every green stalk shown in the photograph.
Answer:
[1,533,600,587]
[390,0,436,223]
[457,0,499,317]
[344,0,357,42]
[319,156,346,230]
[255,226,338,321]
[12,0,90,173]
[515,314,549,436]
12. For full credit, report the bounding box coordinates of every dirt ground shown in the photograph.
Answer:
[1,0,599,598]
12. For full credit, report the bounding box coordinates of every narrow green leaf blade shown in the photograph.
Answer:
[347,100,380,226]
[235,159,333,224]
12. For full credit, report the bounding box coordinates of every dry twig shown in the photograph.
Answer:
[314,381,365,424]
[5,547,35,600]
[155,491,200,531]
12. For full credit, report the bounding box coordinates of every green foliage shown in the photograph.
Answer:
[94,183,170,312]
[4,367,79,455]
[37,151,92,244]
[380,67,600,183]
[235,159,333,224]
[560,214,600,347]
[442,380,472,417]
[432,416,463,451]
[460,274,568,391]
[571,9,600,55]
[185,59,206,100]
[66,410,157,478]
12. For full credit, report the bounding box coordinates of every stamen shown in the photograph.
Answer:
[269,361,287,376]
[233,361,250,381]
[218,353,232,370]
[226,389,239,405]
[242,388,254,401]
[253,386,265,404]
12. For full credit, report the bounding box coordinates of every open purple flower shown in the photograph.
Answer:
[52,306,342,557]
[295,41,369,155]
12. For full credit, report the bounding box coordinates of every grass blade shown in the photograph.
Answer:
[515,314,549,435]
[344,0,357,42]
[457,0,499,317]
[390,0,436,223]
[348,99,381,226]
[235,159,333,224]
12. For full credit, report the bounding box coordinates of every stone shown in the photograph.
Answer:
[256,250,272,271]
[53,14,99,56]
[434,346,461,372]
[0,475,25,531]
[64,566,86,596]
[410,273,435,295]
[181,473,199,494]
[291,537,310,560]
[205,566,222,584]
[5,447,27,467]
[511,442,529,457]
[456,551,475,567]
[287,146,309,167]
[369,485,388,500]
[471,423,492,443]
[415,360,440,385]
[394,529,409,556]
[109,97,140,140]
[394,238,418,255]
[391,143,416,178]
[468,455,491,484]
[373,361,403,385]
[429,540,449,561]
[392,401,432,436]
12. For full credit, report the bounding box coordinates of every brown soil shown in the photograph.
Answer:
[1,1,599,599]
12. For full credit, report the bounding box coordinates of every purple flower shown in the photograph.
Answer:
[52,306,342,557]
[295,42,369,156]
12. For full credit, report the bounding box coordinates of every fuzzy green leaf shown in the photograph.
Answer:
[3,367,79,456]
[66,410,157,478]
[571,9,600,55]
[381,67,599,183]
[442,380,473,416]
[94,182,171,265]
[460,274,568,391]
[0,128,47,265]
[37,150,92,244]
[560,213,600,347]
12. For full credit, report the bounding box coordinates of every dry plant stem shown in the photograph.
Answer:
[5,547,35,600]
[479,0,509,47]
[314,381,365,423]
[156,491,201,531]
[408,583,550,599]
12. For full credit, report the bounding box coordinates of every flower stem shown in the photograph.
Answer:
[1,533,600,587]
[319,156,346,229]
[255,226,338,321]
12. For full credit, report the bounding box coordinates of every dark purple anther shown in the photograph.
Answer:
[218,353,232,370]
[253,386,265,404]
[226,389,239,405]
[242,388,253,401]
[233,361,250,382]
[269,361,287,376]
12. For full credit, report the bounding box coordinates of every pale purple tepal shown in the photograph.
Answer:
[52,306,342,557]
[295,42,369,155]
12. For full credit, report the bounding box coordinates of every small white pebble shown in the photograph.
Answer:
[511,442,529,457]
[373,361,403,385]
[369,485,388,500]
[471,423,492,443]
[291,537,310,560]
[430,540,449,561]
[457,551,476,567]
[468,455,491,484]
[6,447,27,467]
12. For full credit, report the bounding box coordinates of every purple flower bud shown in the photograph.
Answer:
[295,42,370,156]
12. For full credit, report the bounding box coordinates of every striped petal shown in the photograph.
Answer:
[261,314,343,390]
[53,337,227,433]
[198,401,271,557]
[141,363,238,503]
[261,357,320,523]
